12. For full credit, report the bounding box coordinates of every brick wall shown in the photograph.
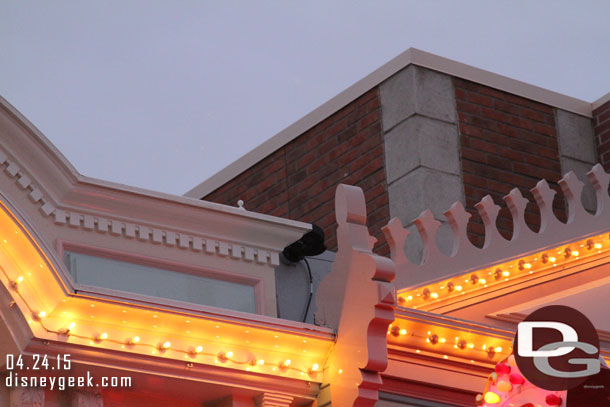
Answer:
[204,89,391,255]
[205,71,590,255]
[595,100,610,171]
[454,78,565,247]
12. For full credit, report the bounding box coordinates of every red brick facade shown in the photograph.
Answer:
[595,100,610,171]
[204,89,391,255]
[203,70,599,256]
[454,78,565,247]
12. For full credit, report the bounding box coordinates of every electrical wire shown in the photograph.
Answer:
[301,257,313,322]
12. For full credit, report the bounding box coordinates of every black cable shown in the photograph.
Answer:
[301,257,313,322]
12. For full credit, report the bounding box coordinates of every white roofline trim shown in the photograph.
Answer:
[0,94,310,232]
[593,91,610,111]
[185,48,594,199]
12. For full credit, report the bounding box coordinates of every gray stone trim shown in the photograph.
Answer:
[555,109,597,212]
[379,65,464,265]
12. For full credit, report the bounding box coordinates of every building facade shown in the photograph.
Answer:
[0,49,609,407]
[187,49,610,263]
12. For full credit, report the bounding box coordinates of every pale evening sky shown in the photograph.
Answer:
[1,1,609,195]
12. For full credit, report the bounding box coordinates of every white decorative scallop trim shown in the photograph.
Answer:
[384,163,610,288]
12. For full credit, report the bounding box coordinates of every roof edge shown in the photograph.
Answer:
[185,48,593,199]
[0,94,311,233]
[593,90,610,111]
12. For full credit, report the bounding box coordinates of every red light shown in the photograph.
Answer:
[509,373,525,385]
[545,394,562,406]
[494,363,511,375]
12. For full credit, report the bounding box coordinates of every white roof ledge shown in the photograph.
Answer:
[185,47,594,199]
[0,95,311,253]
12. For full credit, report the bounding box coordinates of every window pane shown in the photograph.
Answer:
[64,251,256,313]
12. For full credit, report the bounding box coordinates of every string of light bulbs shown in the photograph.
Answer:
[0,261,323,377]
[387,324,511,361]
[398,234,610,308]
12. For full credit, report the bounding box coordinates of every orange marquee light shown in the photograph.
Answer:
[387,315,515,364]
[396,233,610,310]
[0,203,333,382]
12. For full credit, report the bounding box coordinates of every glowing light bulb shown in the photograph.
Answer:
[484,391,500,404]
[97,333,108,341]
[524,263,531,269]
[430,292,439,299]
[195,345,203,354]
[36,311,46,319]
[468,343,474,349]
[257,359,264,365]
[455,285,463,292]
[283,359,291,367]
[439,337,446,343]
[495,346,502,352]
[479,278,487,285]
[594,243,602,249]
[128,336,140,345]
[60,322,76,336]
[502,271,510,277]
[226,351,233,358]
[311,363,319,372]
[160,341,171,350]
[11,276,24,289]
[406,295,413,301]
[545,394,562,406]
[497,380,512,392]
[399,329,407,335]
[572,250,580,257]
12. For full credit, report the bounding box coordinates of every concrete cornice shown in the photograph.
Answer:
[593,91,610,111]
[185,48,594,199]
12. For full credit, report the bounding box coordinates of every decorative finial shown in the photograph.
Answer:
[237,200,245,210]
